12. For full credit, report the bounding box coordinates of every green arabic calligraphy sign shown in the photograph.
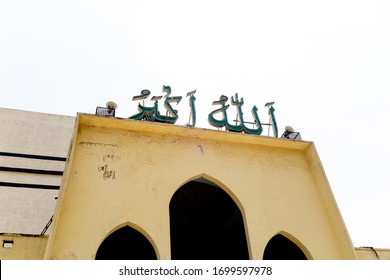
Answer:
[129,86,185,124]
[129,85,278,137]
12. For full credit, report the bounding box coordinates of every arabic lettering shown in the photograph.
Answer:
[132,89,151,101]
[128,86,278,137]
[208,93,263,135]
[268,105,278,137]
[186,90,197,127]
[129,86,182,124]
[226,93,244,132]
[207,95,230,128]
[128,89,156,122]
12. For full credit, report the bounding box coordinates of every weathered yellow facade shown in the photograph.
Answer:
[41,113,357,260]
[0,234,48,260]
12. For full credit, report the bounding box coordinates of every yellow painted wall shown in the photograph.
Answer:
[45,114,357,260]
[355,247,390,260]
[0,234,47,260]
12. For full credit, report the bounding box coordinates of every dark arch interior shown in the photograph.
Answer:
[95,226,157,260]
[263,234,307,260]
[169,178,249,260]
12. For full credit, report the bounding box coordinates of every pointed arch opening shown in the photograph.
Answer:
[263,233,308,260]
[95,225,157,260]
[169,177,249,260]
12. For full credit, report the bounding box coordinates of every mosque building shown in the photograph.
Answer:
[0,96,388,260]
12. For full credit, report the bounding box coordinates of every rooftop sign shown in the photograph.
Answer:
[127,85,278,137]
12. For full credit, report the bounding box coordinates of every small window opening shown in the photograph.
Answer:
[2,240,14,248]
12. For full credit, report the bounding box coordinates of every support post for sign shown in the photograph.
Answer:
[264,102,276,137]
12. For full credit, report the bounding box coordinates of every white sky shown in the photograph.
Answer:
[1,0,390,249]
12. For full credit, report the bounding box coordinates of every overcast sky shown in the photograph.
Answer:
[1,0,390,249]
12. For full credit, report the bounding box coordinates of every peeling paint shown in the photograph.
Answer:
[98,164,115,180]
[79,142,118,148]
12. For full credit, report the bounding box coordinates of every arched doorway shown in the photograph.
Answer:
[95,225,157,260]
[169,178,249,260]
[263,234,307,260]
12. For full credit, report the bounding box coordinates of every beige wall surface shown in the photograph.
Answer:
[0,108,75,235]
[0,107,75,156]
[45,114,356,260]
